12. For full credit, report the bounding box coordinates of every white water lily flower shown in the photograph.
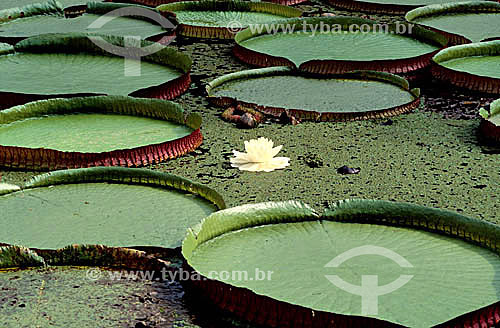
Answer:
[230,137,290,172]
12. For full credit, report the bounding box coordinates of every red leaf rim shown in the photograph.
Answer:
[185,271,500,328]
[183,262,402,328]
[415,25,472,46]
[178,23,244,39]
[431,63,500,95]
[0,128,202,170]
[157,1,302,40]
[328,0,418,15]
[233,44,442,78]
[0,96,202,170]
[233,18,448,78]
[0,3,176,44]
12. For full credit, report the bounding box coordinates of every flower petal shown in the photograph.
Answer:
[270,145,283,158]
[269,157,290,169]
[235,162,262,172]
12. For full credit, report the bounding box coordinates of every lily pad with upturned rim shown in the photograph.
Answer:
[0,96,203,170]
[207,67,421,121]
[432,40,500,94]
[0,2,173,45]
[0,33,191,110]
[328,0,500,15]
[157,0,302,39]
[233,16,447,80]
[406,1,500,45]
[182,200,500,328]
[0,167,225,250]
[479,98,500,143]
[0,0,103,10]
[0,244,175,327]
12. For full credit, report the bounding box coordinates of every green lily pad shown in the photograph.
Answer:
[175,11,287,28]
[0,245,178,327]
[207,67,420,121]
[0,168,225,250]
[0,33,191,109]
[406,1,500,44]
[239,29,437,65]
[437,56,500,79]
[0,96,203,170]
[0,2,170,43]
[157,0,301,39]
[432,40,500,94]
[328,0,500,15]
[0,0,103,10]
[234,16,446,76]
[0,114,190,153]
[0,34,188,97]
[183,200,500,328]
[0,53,179,95]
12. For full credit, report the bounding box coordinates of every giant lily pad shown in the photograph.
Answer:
[0,33,191,109]
[0,244,174,327]
[0,2,173,44]
[234,16,447,79]
[157,0,301,39]
[0,0,103,10]
[108,0,309,7]
[0,167,225,250]
[406,1,500,45]
[432,40,500,94]
[207,67,420,121]
[0,96,203,170]
[329,0,500,15]
[183,200,500,327]
[480,98,500,144]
